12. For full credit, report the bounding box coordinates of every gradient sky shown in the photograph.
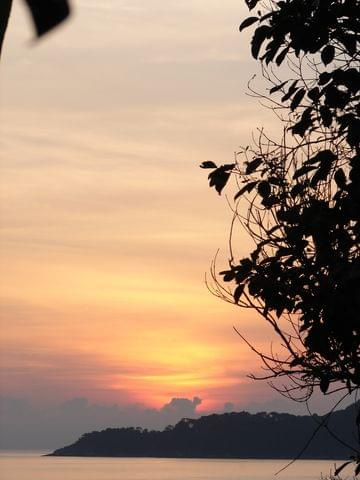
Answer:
[0,1,331,447]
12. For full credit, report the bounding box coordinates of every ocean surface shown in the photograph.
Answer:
[0,451,343,480]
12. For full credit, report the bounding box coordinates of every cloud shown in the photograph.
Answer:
[160,396,202,417]
[0,395,204,450]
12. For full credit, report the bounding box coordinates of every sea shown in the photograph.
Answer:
[0,451,345,480]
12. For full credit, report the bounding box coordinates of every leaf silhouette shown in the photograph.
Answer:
[200,161,217,169]
[239,16,258,32]
[251,25,272,59]
[234,181,258,200]
[290,88,305,111]
[321,45,335,66]
[24,0,71,37]
[234,284,245,304]
[245,157,262,174]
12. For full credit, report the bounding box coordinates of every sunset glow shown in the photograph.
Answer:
[1,0,294,427]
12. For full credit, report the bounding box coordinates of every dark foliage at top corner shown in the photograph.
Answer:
[0,0,71,57]
[24,0,71,37]
[240,0,360,147]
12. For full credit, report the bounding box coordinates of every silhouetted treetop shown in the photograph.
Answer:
[201,0,360,431]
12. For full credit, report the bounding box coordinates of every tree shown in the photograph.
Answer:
[202,0,359,472]
[0,0,71,57]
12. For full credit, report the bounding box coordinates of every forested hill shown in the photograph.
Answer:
[50,403,359,459]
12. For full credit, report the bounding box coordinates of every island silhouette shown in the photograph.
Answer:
[49,402,358,459]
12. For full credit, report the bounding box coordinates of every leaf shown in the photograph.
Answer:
[234,284,245,304]
[343,68,360,94]
[235,264,253,283]
[281,80,299,102]
[293,165,317,179]
[290,183,306,198]
[245,157,262,174]
[338,32,357,55]
[320,376,330,393]
[24,0,71,37]
[220,270,235,282]
[305,149,337,166]
[305,150,337,188]
[268,176,283,186]
[269,81,288,94]
[275,46,290,66]
[348,118,360,147]
[290,357,302,367]
[319,106,333,127]
[200,161,217,169]
[245,0,260,11]
[290,88,305,111]
[291,107,313,137]
[325,85,348,109]
[321,44,335,65]
[0,0,12,57]
[318,72,332,86]
[257,180,271,198]
[208,168,231,195]
[240,258,253,269]
[222,163,236,171]
[239,16,259,31]
[307,87,320,101]
[234,181,258,200]
[251,25,272,59]
[261,195,276,208]
[207,164,235,194]
[263,38,282,65]
[310,163,332,187]
[334,168,346,189]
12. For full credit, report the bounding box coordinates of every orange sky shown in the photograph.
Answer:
[0,0,292,415]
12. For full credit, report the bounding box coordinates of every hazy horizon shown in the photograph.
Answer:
[2,391,355,450]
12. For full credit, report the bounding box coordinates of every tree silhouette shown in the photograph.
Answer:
[50,403,359,460]
[0,0,71,56]
[202,0,359,472]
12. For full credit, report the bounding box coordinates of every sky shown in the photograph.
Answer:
[0,0,345,449]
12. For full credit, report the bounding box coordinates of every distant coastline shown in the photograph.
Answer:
[49,403,358,459]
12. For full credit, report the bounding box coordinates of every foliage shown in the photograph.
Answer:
[240,0,360,146]
[202,0,360,415]
[0,0,71,57]
[0,0,12,56]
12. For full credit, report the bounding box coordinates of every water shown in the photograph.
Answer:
[0,451,342,480]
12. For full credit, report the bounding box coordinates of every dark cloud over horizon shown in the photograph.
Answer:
[1,391,353,450]
[0,395,205,450]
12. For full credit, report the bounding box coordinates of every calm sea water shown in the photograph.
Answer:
[0,451,342,480]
